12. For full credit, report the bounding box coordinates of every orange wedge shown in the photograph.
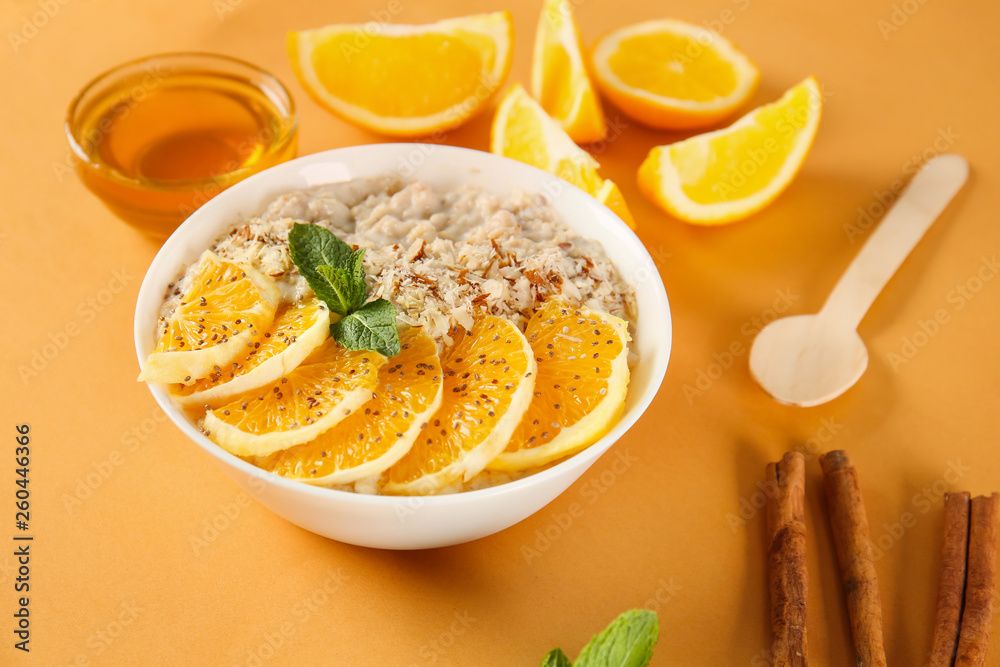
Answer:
[591,19,759,129]
[257,328,443,486]
[287,12,514,137]
[491,84,635,228]
[201,339,386,457]
[138,251,280,385]
[489,300,630,472]
[531,0,605,143]
[172,298,330,407]
[638,77,822,225]
[383,316,536,495]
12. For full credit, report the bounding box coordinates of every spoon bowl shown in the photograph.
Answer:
[750,314,868,407]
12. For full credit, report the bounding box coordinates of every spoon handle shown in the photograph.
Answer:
[820,154,968,330]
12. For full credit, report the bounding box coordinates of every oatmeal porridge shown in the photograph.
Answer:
[142,175,637,495]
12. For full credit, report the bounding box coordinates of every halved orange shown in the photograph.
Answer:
[287,12,514,137]
[531,0,605,143]
[489,300,631,472]
[382,316,536,495]
[591,19,759,129]
[257,328,443,486]
[491,84,635,228]
[201,339,386,457]
[172,298,330,407]
[637,77,822,225]
[138,251,280,385]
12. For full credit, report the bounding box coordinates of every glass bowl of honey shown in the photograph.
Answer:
[66,53,298,238]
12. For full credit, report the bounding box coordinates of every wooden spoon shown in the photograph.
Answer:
[750,154,969,407]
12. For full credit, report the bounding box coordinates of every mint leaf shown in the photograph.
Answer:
[346,247,368,309]
[542,648,572,667]
[315,264,366,316]
[288,222,353,271]
[314,265,354,315]
[288,223,357,309]
[574,610,658,667]
[330,298,401,357]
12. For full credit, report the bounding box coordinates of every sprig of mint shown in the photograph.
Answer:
[288,223,401,356]
[543,610,659,667]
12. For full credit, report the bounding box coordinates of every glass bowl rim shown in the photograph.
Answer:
[65,51,299,191]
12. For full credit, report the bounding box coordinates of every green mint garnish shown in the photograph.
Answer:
[544,610,659,667]
[330,298,402,357]
[288,224,353,284]
[315,258,366,315]
[542,648,573,667]
[288,223,401,356]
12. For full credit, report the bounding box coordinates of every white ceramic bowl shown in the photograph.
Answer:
[135,144,671,550]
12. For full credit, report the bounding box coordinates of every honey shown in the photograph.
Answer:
[67,54,297,238]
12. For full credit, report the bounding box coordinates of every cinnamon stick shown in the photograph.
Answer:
[928,492,971,667]
[955,493,999,667]
[766,451,808,666]
[820,450,887,667]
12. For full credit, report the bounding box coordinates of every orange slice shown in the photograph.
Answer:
[489,300,630,472]
[491,84,635,229]
[201,339,386,457]
[257,328,443,486]
[171,298,330,407]
[383,316,536,495]
[637,77,822,225]
[138,251,280,385]
[591,19,759,129]
[287,12,514,137]
[531,0,605,143]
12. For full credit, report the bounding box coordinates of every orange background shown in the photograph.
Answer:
[2,0,999,664]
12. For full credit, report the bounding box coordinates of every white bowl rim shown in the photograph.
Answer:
[134,143,671,508]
